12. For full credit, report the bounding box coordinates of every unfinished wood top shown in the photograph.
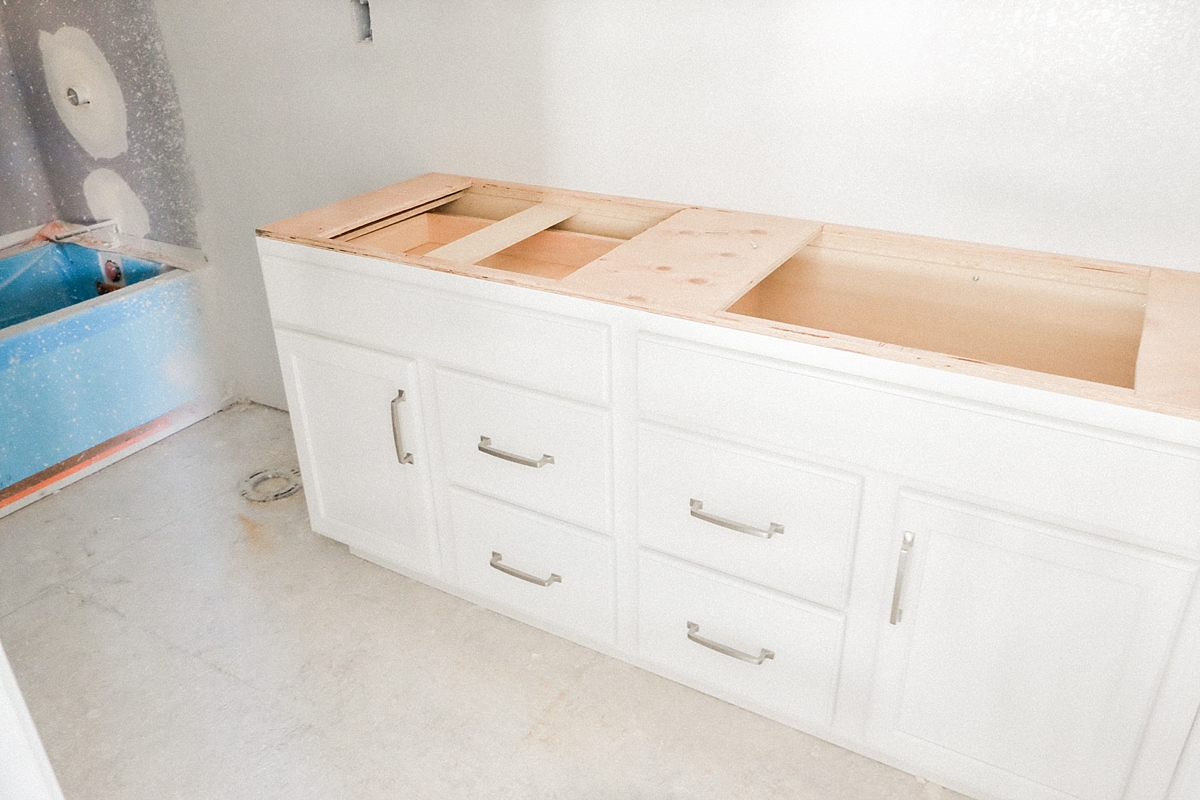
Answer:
[561,208,822,315]
[259,173,1200,422]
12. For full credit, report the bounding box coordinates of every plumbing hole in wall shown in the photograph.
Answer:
[240,469,302,503]
[353,0,373,43]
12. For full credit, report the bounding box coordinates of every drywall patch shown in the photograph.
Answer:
[38,26,128,159]
[83,169,150,237]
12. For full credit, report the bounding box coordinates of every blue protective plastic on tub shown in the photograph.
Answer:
[0,242,166,330]
[0,242,207,492]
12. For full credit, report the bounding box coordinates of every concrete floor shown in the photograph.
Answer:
[0,403,971,799]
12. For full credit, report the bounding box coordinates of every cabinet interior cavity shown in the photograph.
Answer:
[726,226,1150,389]
[335,188,671,280]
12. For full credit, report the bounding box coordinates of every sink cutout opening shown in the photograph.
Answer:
[726,231,1149,388]
[338,190,661,280]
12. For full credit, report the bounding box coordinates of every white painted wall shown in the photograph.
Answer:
[0,639,64,800]
[153,0,1200,409]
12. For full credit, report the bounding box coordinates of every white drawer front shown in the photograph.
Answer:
[638,554,844,727]
[437,369,611,532]
[261,255,610,404]
[451,490,615,645]
[639,336,1200,553]
[638,424,860,608]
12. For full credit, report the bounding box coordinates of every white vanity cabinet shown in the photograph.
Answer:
[258,173,1200,800]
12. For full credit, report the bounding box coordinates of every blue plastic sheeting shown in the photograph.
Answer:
[0,242,167,330]
[0,270,208,490]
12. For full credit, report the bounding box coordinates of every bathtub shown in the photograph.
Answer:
[0,238,216,514]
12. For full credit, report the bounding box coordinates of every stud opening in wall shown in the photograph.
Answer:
[353,0,373,43]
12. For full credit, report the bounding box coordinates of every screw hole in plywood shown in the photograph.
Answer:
[240,469,302,503]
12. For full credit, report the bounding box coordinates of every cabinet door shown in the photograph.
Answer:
[871,494,1194,800]
[275,329,437,575]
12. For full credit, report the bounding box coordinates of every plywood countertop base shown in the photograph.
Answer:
[259,173,1200,422]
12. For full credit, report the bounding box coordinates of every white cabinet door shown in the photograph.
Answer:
[870,494,1195,800]
[275,329,437,575]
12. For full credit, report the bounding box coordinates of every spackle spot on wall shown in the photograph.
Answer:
[83,168,150,237]
[38,27,128,159]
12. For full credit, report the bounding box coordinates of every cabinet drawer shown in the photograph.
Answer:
[638,554,844,727]
[638,424,860,608]
[261,255,609,404]
[450,490,615,645]
[639,335,1200,552]
[437,369,611,532]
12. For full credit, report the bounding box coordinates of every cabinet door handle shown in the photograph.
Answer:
[890,531,916,625]
[478,436,554,468]
[390,391,414,465]
[489,552,561,587]
[686,621,775,665]
[689,499,784,538]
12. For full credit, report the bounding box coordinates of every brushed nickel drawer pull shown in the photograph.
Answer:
[689,499,784,539]
[489,551,561,587]
[478,436,554,468]
[686,621,774,665]
[390,391,414,465]
[890,531,916,625]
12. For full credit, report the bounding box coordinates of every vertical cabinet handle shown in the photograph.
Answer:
[890,531,915,625]
[478,436,554,468]
[390,390,414,465]
[489,552,561,587]
[689,499,784,539]
[686,621,774,665]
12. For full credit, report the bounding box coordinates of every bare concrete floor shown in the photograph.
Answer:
[0,403,971,799]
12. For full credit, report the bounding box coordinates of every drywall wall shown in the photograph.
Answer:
[152,0,1200,409]
[0,0,200,248]
[0,638,64,800]
[0,17,55,237]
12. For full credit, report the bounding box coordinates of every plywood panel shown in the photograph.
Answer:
[563,208,822,315]
[1135,268,1200,410]
[260,173,472,241]
[426,204,578,265]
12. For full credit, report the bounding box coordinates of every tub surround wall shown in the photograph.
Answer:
[0,18,55,237]
[0,0,200,248]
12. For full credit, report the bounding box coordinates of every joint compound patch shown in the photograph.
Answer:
[83,169,151,237]
[39,26,128,159]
